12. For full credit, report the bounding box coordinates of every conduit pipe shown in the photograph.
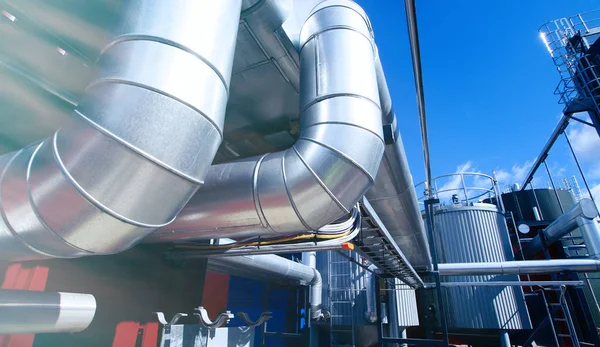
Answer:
[524,198,600,258]
[438,259,600,276]
[0,0,241,260]
[149,0,385,242]
[364,264,378,323]
[365,50,432,270]
[208,250,323,320]
[0,290,96,334]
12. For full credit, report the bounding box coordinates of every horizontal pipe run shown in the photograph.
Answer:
[207,247,323,320]
[0,290,96,334]
[425,281,584,288]
[438,259,600,276]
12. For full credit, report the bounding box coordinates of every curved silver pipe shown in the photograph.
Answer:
[438,259,600,276]
[0,290,96,334]
[150,0,385,242]
[524,199,600,257]
[208,251,323,320]
[365,50,432,270]
[0,0,241,260]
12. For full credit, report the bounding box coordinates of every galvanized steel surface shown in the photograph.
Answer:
[151,0,385,241]
[0,290,96,334]
[393,279,420,327]
[365,51,431,270]
[207,251,323,319]
[0,0,240,260]
[431,204,531,330]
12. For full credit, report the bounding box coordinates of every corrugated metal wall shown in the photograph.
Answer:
[431,204,531,330]
[393,279,420,327]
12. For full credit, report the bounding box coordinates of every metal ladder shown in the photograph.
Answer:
[328,250,356,347]
[543,234,588,347]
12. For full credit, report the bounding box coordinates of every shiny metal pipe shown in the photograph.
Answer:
[208,252,323,320]
[0,290,96,334]
[500,331,511,347]
[364,265,378,323]
[150,0,385,242]
[425,281,584,287]
[438,259,600,276]
[524,199,599,256]
[404,0,432,196]
[365,50,432,270]
[0,0,241,260]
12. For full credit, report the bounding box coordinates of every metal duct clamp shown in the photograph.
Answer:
[155,312,188,326]
[194,306,234,328]
[155,312,188,347]
[236,311,272,327]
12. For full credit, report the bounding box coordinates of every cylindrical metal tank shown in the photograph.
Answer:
[428,203,531,330]
[501,188,576,222]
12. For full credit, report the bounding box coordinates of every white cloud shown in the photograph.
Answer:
[567,118,600,162]
[494,160,536,190]
[590,183,600,210]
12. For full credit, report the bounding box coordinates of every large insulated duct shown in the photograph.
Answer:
[0,290,96,334]
[208,252,323,320]
[149,0,385,242]
[438,259,600,276]
[524,198,600,258]
[0,1,241,260]
[364,51,432,270]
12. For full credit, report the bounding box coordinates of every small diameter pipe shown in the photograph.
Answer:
[0,290,96,334]
[404,0,432,197]
[438,259,600,276]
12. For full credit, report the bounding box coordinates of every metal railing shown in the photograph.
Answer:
[415,172,502,209]
[539,9,600,114]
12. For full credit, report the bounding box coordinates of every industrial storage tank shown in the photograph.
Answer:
[500,188,576,223]
[422,173,531,330]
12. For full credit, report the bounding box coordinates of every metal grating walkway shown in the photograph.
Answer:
[355,198,424,288]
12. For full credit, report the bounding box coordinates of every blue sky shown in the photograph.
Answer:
[357,0,600,205]
[287,1,600,206]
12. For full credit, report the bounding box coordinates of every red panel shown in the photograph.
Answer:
[0,263,49,347]
[201,271,230,317]
[1,264,22,289]
[112,322,159,347]
[112,322,141,347]
[140,323,159,347]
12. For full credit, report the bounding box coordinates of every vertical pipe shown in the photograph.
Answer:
[399,328,408,347]
[404,0,432,198]
[460,174,469,204]
[492,171,506,213]
[583,272,600,320]
[424,199,450,346]
[532,207,542,221]
[499,330,511,347]
[530,182,545,220]
[388,282,400,339]
[544,160,565,213]
[564,131,600,214]
[375,278,384,347]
